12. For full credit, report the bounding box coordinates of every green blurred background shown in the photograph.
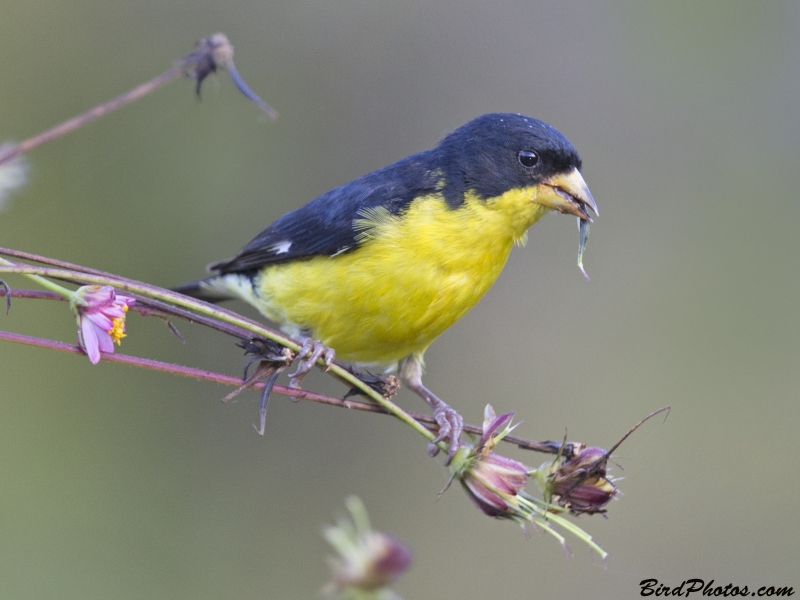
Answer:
[1,1,798,598]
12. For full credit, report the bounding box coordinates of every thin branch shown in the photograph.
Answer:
[0,247,136,278]
[0,328,572,455]
[0,262,442,446]
[0,284,259,342]
[0,68,182,167]
[0,263,295,343]
[0,32,274,169]
[605,405,670,456]
[0,288,66,301]
[0,264,597,456]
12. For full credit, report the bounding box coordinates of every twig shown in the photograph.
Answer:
[0,262,443,447]
[0,33,274,168]
[0,328,573,455]
[605,405,670,456]
[0,68,182,167]
[0,288,66,301]
[0,247,138,278]
[0,284,253,341]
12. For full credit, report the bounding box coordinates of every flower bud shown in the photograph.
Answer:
[448,405,530,517]
[448,406,610,559]
[551,446,617,514]
[323,497,412,597]
[460,450,529,517]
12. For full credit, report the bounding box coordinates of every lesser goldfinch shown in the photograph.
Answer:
[175,113,597,457]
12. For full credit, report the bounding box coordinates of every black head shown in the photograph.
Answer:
[435,112,583,206]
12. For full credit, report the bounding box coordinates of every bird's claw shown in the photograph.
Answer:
[288,338,335,389]
[428,401,464,464]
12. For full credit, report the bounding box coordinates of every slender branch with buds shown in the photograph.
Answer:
[0,268,581,457]
[0,33,274,169]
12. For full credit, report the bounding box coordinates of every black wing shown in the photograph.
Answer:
[210,151,442,274]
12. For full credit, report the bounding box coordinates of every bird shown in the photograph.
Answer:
[174,113,597,459]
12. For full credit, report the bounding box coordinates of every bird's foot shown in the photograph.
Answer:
[287,337,335,390]
[398,354,464,463]
[427,398,464,464]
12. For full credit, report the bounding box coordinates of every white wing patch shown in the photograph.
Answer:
[270,241,292,254]
[329,246,352,258]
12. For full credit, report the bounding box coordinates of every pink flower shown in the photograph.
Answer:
[70,285,135,364]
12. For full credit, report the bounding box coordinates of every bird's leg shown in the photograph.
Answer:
[399,354,464,463]
[287,336,335,390]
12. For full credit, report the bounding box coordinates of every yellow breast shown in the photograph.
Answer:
[254,187,549,365]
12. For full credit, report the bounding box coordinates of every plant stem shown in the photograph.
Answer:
[0,257,74,299]
[0,263,441,446]
[0,32,275,170]
[0,327,573,455]
[0,68,182,167]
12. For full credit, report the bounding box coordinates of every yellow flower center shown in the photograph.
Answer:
[108,306,128,345]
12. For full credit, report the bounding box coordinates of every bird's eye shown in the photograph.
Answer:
[517,150,539,168]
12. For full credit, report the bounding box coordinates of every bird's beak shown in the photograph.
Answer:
[537,168,598,222]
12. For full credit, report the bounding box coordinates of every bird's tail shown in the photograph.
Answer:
[171,276,237,304]
[171,273,260,308]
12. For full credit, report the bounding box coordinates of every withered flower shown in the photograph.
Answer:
[550,446,618,515]
[449,405,609,559]
[453,405,529,518]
